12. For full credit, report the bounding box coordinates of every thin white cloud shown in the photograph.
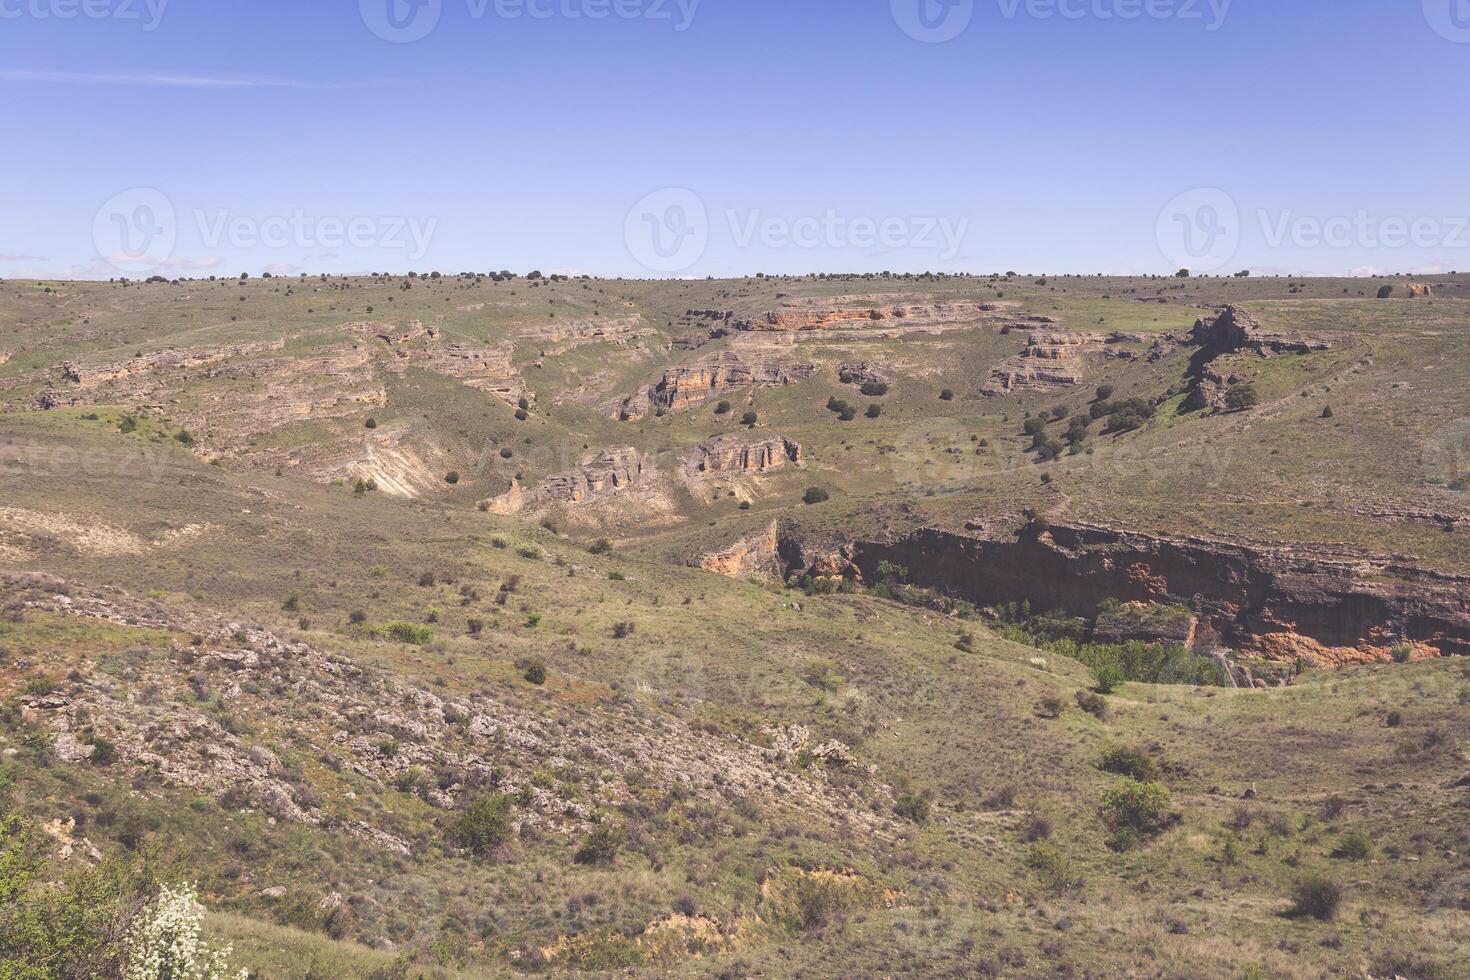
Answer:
[0,254,48,263]
[0,69,333,89]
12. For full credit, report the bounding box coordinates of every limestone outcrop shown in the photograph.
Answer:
[684,434,801,477]
[838,362,889,386]
[1188,306,1331,356]
[983,332,1110,395]
[619,352,816,420]
[485,447,646,515]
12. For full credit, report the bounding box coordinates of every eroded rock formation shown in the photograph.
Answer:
[485,447,647,515]
[619,352,816,420]
[685,434,801,476]
[805,521,1470,668]
[983,332,1111,395]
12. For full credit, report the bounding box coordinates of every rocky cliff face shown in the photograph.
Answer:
[695,521,783,581]
[619,352,816,420]
[782,521,1470,668]
[1188,306,1332,356]
[982,332,1112,395]
[486,447,646,515]
[685,434,801,476]
[1182,306,1334,412]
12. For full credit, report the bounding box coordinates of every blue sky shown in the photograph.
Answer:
[3,0,1468,279]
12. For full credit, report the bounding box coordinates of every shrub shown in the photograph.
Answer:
[448,793,513,856]
[1288,874,1341,920]
[865,404,882,419]
[124,883,242,980]
[587,538,613,556]
[1099,745,1158,781]
[444,471,460,485]
[1100,780,1174,849]
[364,417,378,429]
[89,735,117,766]
[1091,662,1125,695]
[740,411,758,427]
[376,622,432,645]
[522,658,547,685]
[1224,384,1260,412]
[1095,384,1115,401]
[1074,691,1109,719]
[1026,843,1082,894]
[1376,285,1394,299]
[1332,829,1374,861]
[573,826,619,866]
[714,400,731,415]
[894,792,931,824]
[1390,642,1413,664]
[939,389,955,401]
[612,621,635,639]
[860,381,888,397]
[1035,695,1067,719]
[803,487,830,505]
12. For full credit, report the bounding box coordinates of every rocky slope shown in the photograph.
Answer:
[777,520,1470,672]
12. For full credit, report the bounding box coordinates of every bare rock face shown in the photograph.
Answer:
[619,352,816,420]
[838,362,889,386]
[823,521,1470,666]
[696,522,782,581]
[1405,283,1433,298]
[1189,306,1331,356]
[685,434,801,476]
[1183,306,1333,412]
[983,332,1108,395]
[486,447,646,515]
[677,299,990,339]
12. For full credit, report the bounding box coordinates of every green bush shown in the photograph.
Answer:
[894,792,930,824]
[448,793,514,856]
[523,658,547,686]
[1099,745,1158,781]
[1026,842,1082,894]
[1224,384,1260,412]
[1091,662,1125,695]
[1100,779,1174,849]
[1288,874,1342,920]
[573,826,619,866]
[1332,829,1374,861]
[375,622,432,645]
[860,381,888,397]
[803,487,830,505]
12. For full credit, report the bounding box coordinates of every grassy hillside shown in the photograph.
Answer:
[2,272,1468,978]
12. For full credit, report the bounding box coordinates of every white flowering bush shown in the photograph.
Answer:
[124,883,246,980]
